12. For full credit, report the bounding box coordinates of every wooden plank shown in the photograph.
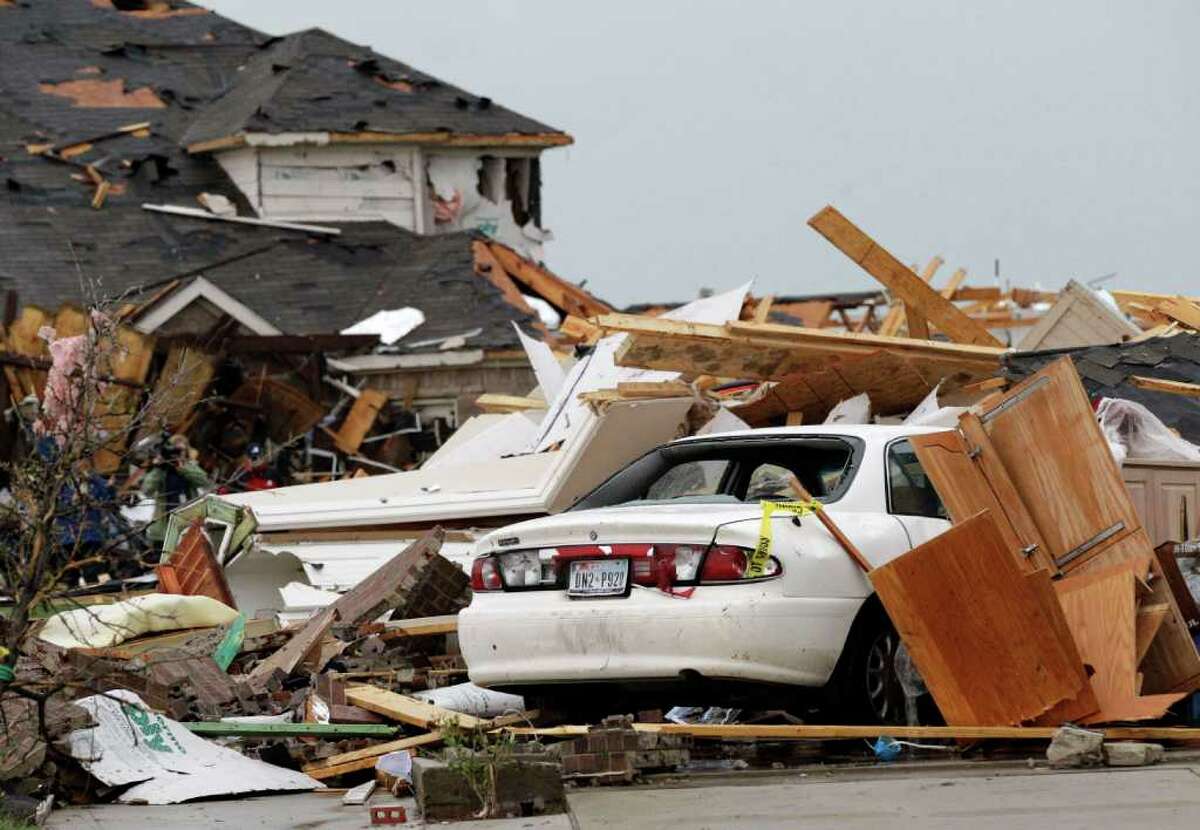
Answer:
[597,314,1004,384]
[615,380,692,398]
[503,723,1200,741]
[1155,297,1200,330]
[869,511,1089,726]
[807,207,1002,347]
[330,388,388,455]
[345,685,486,730]
[304,730,446,779]
[752,295,774,323]
[1136,604,1170,663]
[302,709,537,779]
[940,268,968,300]
[474,393,546,413]
[488,242,611,318]
[370,614,459,638]
[1129,376,1200,398]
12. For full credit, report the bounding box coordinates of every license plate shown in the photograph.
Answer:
[567,558,630,598]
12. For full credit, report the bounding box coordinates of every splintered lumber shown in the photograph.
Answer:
[869,511,1092,726]
[371,614,459,639]
[345,685,487,730]
[1111,290,1200,317]
[487,241,612,318]
[752,295,774,323]
[303,709,536,779]
[502,723,1200,742]
[595,314,1004,383]
[474,393,546,413]
[1129,376,1200,398]
[1154,297,1200,330]
[807,207,1002,347]
[304,730,447,779]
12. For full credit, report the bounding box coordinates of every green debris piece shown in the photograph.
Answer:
[183,721,398,738]
[212,614,246,671]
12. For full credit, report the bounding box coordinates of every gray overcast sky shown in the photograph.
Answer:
[203,0,1199,306]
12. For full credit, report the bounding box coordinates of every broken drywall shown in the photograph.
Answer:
[428,153,546,259]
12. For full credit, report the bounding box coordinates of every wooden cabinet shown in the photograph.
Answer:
[1122,460,1200,547]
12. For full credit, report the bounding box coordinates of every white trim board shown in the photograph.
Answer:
[134,275,282,336]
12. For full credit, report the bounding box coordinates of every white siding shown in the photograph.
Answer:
[215,146,259,208]
[257,145,418,227]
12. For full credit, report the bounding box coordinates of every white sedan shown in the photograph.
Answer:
[459,425,951,723]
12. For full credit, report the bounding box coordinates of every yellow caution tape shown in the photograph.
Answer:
[748,499,823,577]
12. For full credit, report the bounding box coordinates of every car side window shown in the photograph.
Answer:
[886,439,948,519]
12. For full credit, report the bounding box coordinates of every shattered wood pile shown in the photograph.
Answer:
[887,357,1200,726]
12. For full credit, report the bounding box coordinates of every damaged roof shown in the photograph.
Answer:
[0,0,552,351]
[181,28,569,150]
[1005,334,1200,442]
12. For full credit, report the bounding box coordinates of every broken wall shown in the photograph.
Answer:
[214,144,548,257]
[427,151,545,259]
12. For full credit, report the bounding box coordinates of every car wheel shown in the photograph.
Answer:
[825,600,910,725]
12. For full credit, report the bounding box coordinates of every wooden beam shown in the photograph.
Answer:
[595,314,1005,383]
[1112,290,1200,312]
[502,723,1200,741]
[1155,297,1200,331]
[808,207,1002,347]
[752,295,775,324]
[474,393,547,413]
[940,268,968,300]
[1128,376,1200,398]
[303,710,535,779]
[345,685,487,730]
[487,242,612,319]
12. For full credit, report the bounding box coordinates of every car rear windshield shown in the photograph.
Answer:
[571,435,864,510]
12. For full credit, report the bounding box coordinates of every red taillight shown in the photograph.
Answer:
[470,556,502,591]
[699,546,781,583]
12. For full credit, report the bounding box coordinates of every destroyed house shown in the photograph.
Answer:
[0,0,591,427]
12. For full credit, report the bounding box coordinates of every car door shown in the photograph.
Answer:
[885,437,951,548]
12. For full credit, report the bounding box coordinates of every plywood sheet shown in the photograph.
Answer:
[869,511,1089,726]
[976,357,1140,571]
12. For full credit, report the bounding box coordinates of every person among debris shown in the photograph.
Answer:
[139,433,211,548]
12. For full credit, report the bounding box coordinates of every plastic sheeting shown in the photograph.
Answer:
[1097,397,1200,466]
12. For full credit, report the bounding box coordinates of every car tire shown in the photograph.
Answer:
[824,599,913,725]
